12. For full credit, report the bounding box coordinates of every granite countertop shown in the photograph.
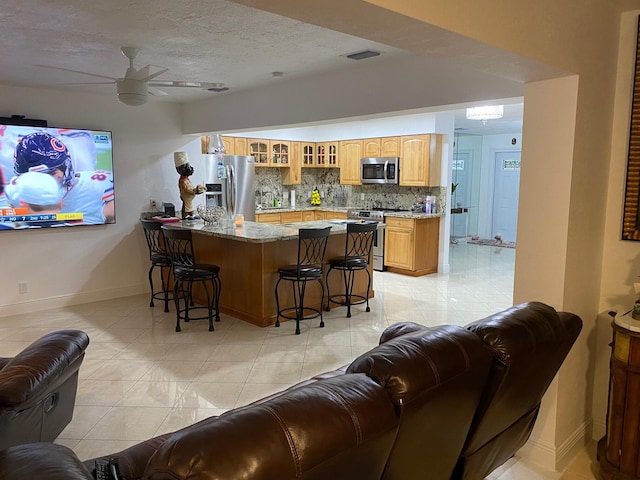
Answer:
[382,211,442,219]
[166,218,350,244]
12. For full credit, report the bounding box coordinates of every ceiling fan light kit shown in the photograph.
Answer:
[117,78,148,106]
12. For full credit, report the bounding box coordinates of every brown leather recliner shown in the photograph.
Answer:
[0,329,89,450]
[454,302,582,480]
[380,301,582,480]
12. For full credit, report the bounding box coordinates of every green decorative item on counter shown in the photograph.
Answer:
[311,187,321,206]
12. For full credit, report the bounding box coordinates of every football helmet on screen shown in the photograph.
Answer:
[14,132,75,188]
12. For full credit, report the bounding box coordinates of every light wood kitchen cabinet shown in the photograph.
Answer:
[399,134,443,186]
[316,142,339,167]
[271,140,291,166]
[384,216,439,276]
[280,211,303,223]
[221,136,235,155]
[255,212,281,224]
[234,137,248,156]
[249,139,270,166]
[302,143,315,167]
[363,137,400,157]
[302,211,315,222]
[314,211,326,221]
[281,142,301,185]
[339,139,363,185]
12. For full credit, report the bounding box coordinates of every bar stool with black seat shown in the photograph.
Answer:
[275,226,331,335]
[325,222,377,318]
[141,218,172,312]
[161,226,221,332]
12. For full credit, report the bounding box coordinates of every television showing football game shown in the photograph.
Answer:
[0,124,115,230]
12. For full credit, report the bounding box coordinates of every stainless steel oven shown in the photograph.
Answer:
[347,209,385,271]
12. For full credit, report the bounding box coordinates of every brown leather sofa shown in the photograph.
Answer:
[0,302,580,480]
[0,329,89,450]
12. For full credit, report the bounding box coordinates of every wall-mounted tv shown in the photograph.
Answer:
[0,124,114,229]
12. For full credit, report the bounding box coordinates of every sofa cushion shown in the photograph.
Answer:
[144,373,398,480]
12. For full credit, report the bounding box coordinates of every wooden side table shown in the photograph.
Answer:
[598,314,640,479]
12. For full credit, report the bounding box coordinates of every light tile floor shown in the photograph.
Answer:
[0,243,600,478]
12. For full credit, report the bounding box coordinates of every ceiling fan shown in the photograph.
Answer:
[37,47,228,106]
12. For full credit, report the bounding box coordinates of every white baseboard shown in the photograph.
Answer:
[518,419,592,472]
[0,285,147,318]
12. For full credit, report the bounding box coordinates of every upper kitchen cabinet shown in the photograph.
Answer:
[363,137,400,158]
[234,137,248,156]
[316,142,339,167]
[281,142,301,185]
[302,143,315,167]
[221,136,235,155]
[249,139,270,167]
[339,139,363,185]
[399,134,443,187]
[271,141,291,166]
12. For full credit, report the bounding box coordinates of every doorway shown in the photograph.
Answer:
[491,151,521,242]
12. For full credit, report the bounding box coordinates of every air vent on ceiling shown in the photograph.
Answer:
[208,85,230,92]
[346,50,381,60]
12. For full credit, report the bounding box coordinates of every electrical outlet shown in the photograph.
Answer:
[150,199,157,210]
[18,281,28,294]
[360,193,365,200]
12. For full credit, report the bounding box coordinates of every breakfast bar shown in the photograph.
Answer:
[166,219,374,327]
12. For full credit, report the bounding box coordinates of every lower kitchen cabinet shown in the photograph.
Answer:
[255,212,281,224]
[280,211,303,223]
[384,217,439,276]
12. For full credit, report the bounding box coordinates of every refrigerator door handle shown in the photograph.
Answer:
[227,164,236,217]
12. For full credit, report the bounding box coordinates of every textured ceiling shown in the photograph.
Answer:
[0,0,523,134]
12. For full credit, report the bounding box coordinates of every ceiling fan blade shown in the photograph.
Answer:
[149,81,206,88]
[58,82,116,86]
[34,64,117,81]
[138,67,168,82]
[148,86,169,96]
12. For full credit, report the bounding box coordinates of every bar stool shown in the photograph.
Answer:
[275,227,331,335]
[161,226,221,332]
[325,222,377,317]
[141,219,172,312]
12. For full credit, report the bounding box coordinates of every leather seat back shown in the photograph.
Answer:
[347,324,494,480]
[144,374,399,480]
[455,301,582,480]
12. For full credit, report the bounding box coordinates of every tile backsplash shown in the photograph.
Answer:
[255,168,446,213]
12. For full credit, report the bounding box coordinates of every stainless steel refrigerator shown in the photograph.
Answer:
[205,155,256,222]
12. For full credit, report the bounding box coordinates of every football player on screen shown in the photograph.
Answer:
[11,132,114,224]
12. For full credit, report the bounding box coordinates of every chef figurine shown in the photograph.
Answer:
[174,151,205,220]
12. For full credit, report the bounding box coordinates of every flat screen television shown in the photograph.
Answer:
[0,124,115,229]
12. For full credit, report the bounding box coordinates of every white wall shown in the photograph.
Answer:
[0,86,201,316]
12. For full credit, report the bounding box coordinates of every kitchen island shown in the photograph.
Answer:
[165,219,374,327]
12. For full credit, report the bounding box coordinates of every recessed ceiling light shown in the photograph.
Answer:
[345,50,381,60]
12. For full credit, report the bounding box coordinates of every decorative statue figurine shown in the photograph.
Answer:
[174,151,205,220]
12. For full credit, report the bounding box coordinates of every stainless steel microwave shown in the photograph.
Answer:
[360,157,399,184]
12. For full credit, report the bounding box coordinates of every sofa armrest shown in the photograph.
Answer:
[0,330,89,407]
[0,443,92,480]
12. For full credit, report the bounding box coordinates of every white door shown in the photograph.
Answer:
[451,151,470,239]
[492,151,521,242]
